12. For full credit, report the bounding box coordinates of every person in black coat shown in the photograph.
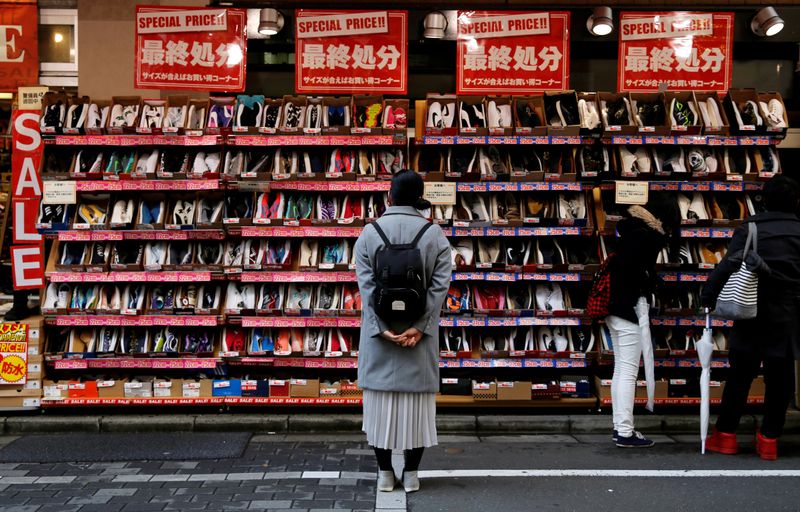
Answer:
[701,175,800,460]
[606,194,678,447]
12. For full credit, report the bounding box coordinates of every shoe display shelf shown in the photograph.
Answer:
[37,91,788,412]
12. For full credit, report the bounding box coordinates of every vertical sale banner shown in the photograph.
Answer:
[135,6,247,91]
[0,323,28,385]
[0,2,38,91]
[11,89,44,291]
[295,10,407,94]
[457,11,570,94]
[618,12,734,92]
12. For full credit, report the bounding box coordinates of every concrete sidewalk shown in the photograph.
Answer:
[2,411,799,435]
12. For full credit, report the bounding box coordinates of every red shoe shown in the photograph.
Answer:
[706,428,738,454]
[755,430,778,461]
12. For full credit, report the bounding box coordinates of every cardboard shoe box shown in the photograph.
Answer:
[124,379,154,398]
[97,379,126,398]
[183,379,213,398]
[212,379,242,397]
[290,378,320,398]
[497,381,532,401]
[472,380,497,401]
[154,379,183,398]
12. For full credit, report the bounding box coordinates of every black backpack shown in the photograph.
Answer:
[370,216,433,324]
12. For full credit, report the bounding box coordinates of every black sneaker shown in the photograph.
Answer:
[327,106,346,127]
[607,98,630,126]
[615,431,655,448]
[740,101,763,127]
[451,147,477,174]
[612,429,619,442]
[545,98,561,127]
[759,147,776,174]
[541,150,560,174]
[637,101,665,126]
[226,194,253,219]
[506,240,528,266]
[510,147,543,174]
[556,97,579,126]
[238,102,261,127]
[671,99,696,126]
[579,145,607,177]
[725,148,749,175]
[460,103,486,128]
[516,101,541,129]
[91,243,107,264]
[487,146,508,174]
[264,104,280,128]
[42,102,64,128]
[161,150,189,174]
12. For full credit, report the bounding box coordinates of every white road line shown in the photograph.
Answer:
[419,469,800,478]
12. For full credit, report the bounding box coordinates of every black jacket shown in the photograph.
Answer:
[701,212,800,359]
[608,216,668,323]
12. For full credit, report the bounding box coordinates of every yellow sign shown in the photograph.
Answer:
[615,180,649,205]
[424,182,457,205]
[17,87,49,110]
[0,323,27,385]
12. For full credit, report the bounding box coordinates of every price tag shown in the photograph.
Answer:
[43,181,77,205]
[424,182,457,205]
[615,180,649,205]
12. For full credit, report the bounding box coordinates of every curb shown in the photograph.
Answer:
[2,412,797,435]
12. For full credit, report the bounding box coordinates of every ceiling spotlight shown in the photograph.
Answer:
[751,6,784,37]
[424,11,447,39]
[258,8,284,36]
[587,7,613,36]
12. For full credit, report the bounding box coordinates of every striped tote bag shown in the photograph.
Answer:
[715,222,758,320]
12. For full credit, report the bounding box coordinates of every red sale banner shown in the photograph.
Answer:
[295,10,407,94]
[0,2,37,91]
[11,109,42,200]
[457,11,570,94]
[618,12,734,92]
[135,6,247,91]
[11,106,43,291]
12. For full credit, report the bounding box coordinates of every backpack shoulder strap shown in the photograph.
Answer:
[369,221,391,248]
[411,222,434,248]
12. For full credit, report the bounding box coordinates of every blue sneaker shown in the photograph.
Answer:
[612,430,618,442]
[615,431,654,448]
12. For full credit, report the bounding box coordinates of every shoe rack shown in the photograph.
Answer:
[37,91,782,409]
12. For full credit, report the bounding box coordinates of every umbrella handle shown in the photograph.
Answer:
[704,307,711,330]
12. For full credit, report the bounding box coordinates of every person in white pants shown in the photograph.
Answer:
[605,203,672,448]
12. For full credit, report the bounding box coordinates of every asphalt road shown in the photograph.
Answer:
[0,433,798,511]
[408,435,800,512]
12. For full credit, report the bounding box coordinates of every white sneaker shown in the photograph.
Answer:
[378,470,396,492]
[619,146,637,175]
[706,98,722,127]
[766,99,786,128]
[402,471,420,493]
[426,101,442,128]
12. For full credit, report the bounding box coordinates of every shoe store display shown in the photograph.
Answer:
[38,88,784,419]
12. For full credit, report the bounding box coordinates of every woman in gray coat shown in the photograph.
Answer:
[355,170,451,493]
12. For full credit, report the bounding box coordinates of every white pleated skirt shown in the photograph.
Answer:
[362,390,438,450]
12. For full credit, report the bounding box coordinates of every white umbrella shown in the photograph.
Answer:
[696,308,715,454]
[634,299,655,412]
